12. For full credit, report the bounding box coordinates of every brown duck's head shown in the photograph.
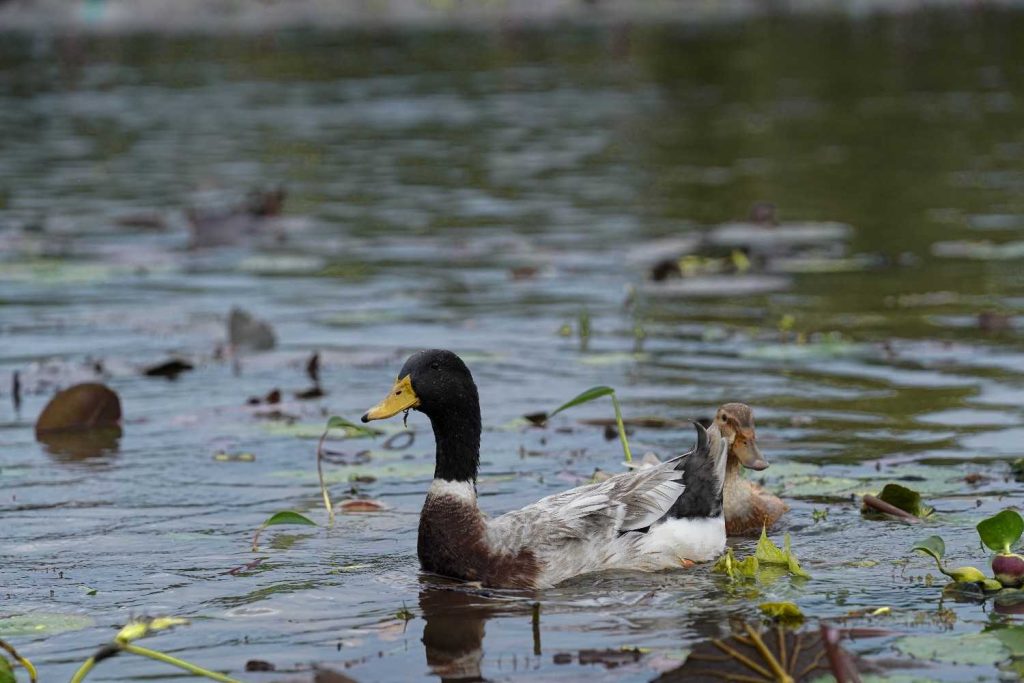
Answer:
[715,402,768,471]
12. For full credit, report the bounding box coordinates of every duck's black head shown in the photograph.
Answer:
[362,349,481,482]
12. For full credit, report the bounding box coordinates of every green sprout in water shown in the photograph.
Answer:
[317,415,382,524]
[0,638,37,683]
[548,386,632,462]
[252,510,317,552]
[70,617,241,683]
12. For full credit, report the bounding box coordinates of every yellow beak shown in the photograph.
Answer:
[361,375,420,422]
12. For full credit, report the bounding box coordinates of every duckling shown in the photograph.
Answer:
[713,403,788,535]
[361,349,732,589]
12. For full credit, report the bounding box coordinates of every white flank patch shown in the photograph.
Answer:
[427,478,477,502]
[640,515,726,562]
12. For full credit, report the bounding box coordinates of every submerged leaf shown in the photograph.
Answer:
[0,613,94,636]
[977,509,1024,554]
[877,483,933,518]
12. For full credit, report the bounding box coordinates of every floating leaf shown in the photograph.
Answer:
[877,483,933,518]
[758,602,804,625]
[35,383,122,435]
[977,509,1024,554]
[142,359,194,380]
[252,511,317,552]
[755,529,810,579]
[911,536,946,568]
[713,548,759,580]
[338,500,386,513]
[0,613,94,636]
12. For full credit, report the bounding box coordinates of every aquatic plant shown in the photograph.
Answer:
[714,527,811,581]
[0,639,37,683]
[70,617,240,683]
[316,415,382,524]
[977,510,1024,588]
[910,509,1024,593]
[252,510,317,552]
[547,386,632,462]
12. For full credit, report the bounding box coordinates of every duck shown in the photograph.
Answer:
[361,349,733,589]
[712,403,789,535]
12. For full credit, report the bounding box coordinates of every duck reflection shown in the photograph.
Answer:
[419,580,524,683]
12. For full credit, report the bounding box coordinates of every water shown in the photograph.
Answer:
[2,12,1024,682]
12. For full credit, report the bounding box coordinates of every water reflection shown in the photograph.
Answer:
[419,582,502,682]
[37,426,121,463]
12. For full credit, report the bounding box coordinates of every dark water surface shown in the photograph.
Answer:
[2,12,1024,682]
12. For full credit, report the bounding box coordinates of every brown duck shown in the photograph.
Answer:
[712,403,788,535]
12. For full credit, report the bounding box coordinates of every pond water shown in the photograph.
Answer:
[2,11,1024,682]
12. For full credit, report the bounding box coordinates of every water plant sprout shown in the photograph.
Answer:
[0,638,37,683]
[69,618,241,683]
[547,386,632,462]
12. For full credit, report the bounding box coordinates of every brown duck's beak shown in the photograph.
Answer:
[734,435,769,471]
[361,375,419,422]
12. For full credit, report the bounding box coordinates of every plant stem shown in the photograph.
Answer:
[123,644,243,683]
[69,656,97,683]
[610,393,632,463]
[744,624,794,683]
[316,428,335,526]
[0,639,37,683]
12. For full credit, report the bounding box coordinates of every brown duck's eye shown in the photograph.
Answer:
[720,415,727,422]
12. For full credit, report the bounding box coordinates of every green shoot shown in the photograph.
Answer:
[69,618,240,683]
[317,415,383,525]
[548,386,632,462]
[0,639,37,683]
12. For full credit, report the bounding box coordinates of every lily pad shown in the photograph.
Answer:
[977,509,1024,554]
[0,613,94,636]
[894,632,1010,666]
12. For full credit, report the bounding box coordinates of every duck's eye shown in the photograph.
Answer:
[430,361,440,371]
[720,415,727,422]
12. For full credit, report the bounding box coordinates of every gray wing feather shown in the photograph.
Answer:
[486,452,690,552]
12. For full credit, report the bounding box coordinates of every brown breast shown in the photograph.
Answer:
[724,479,788,536]
[418,496,540,589]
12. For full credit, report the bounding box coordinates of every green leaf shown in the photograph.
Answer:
[326,415,383,438]
[755,529,810,578]
[0,655,15,683]
[548,386,615,418]
[982,579,1005,592]
[713,548,760,580]
[758,602,804,625]
[262,511,317,528]
[755,527,788,565]
[252,510,317,552]
[878,483,933,518]
[911,536,946,569]
[977,509,1024,554]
